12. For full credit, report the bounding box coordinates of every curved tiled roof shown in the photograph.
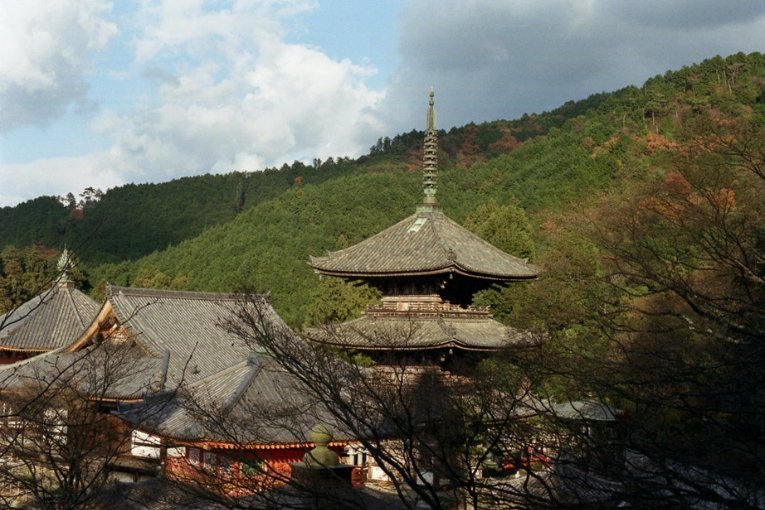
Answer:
[101,286,274,388]
[0,344,164,401]
[309,315,535,352]
[310,209,539,281]
[0,282,99,353]
[1,287,285,401]
[119,356,354,444]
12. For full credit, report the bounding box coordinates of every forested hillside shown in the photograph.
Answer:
[2,52,764,327]
[2,51,763,507]
[0,162,360,265]
[0,76,629,268]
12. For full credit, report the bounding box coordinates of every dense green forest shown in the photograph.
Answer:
[0,104,585,268]
[2,51,764,326]
[2,52,764,504]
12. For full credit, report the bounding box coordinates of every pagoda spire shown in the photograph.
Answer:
[56,247,74,287]
[422,89,438,207]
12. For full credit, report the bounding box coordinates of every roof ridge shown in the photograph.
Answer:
[64,287,87,328]
[184,358,262,415]
[220,360,261,414]
[425,211,457,264]
[187,357,250,387]
[106,285,268,302]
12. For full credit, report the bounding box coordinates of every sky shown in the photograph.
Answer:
[1,0,764,207]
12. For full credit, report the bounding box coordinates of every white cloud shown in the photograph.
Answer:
[5,0,763,208]
[95,0,384,183]
[1,0,389,206]
[0,153,123,206]
[0,0,117,131]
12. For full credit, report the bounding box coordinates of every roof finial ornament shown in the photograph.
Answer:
[422,88,438,207]
[57,246,74,287]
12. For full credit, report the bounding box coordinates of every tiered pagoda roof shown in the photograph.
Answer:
[310,313,534,352]
[309,207,538,281]
[308,91,539,354]
[311,90,538,282]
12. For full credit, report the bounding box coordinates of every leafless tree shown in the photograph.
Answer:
[505,110,765,509]
[206,298,573,510]
[0,329,169,508]
[198,111,765,510]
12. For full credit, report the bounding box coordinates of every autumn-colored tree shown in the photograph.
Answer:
[513,107,765,507]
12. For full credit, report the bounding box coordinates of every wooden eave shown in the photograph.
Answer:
[312,265,538,282]
[68,301,114,352]
[87,395,144,404]
[0,345,49,354]
[315,338,501,353]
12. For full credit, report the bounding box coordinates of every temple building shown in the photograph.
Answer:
[309,91,539,370]
[0,249,99,365]
[117,356,354,493]
[0,286,342,484]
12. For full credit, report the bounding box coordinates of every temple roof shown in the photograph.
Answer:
[310,208,539,281]
[309,314,535,352]
[118,356,354,445]
[0,344,166,401]
[89,286,259,388]
[552,400,620,422]
[1,286,281,400]
[311,91,538,282]
[0,280,99,353]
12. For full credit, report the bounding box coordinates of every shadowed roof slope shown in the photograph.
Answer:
[0,343,165,401]
[310,314,535,352]
[310,209,539,281]
[1,287,286,400]
[119,355,354,445]
[0,282,99,353]
[89,286,278,387]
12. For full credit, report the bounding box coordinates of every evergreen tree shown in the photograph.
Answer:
[464,199,536,260]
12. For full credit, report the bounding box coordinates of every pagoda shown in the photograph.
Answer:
[0,249,99,365]
[309,91,539,370]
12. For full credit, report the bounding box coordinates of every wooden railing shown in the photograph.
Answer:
[365,296,491,319]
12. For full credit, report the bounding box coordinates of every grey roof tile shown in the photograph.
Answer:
[105,286,266,388]
[309,315,534,351]
[120,356,353,444]
[0,282,99,352]
[0,344,163,400]
[310,209,539,280]
[1,287,287,402]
